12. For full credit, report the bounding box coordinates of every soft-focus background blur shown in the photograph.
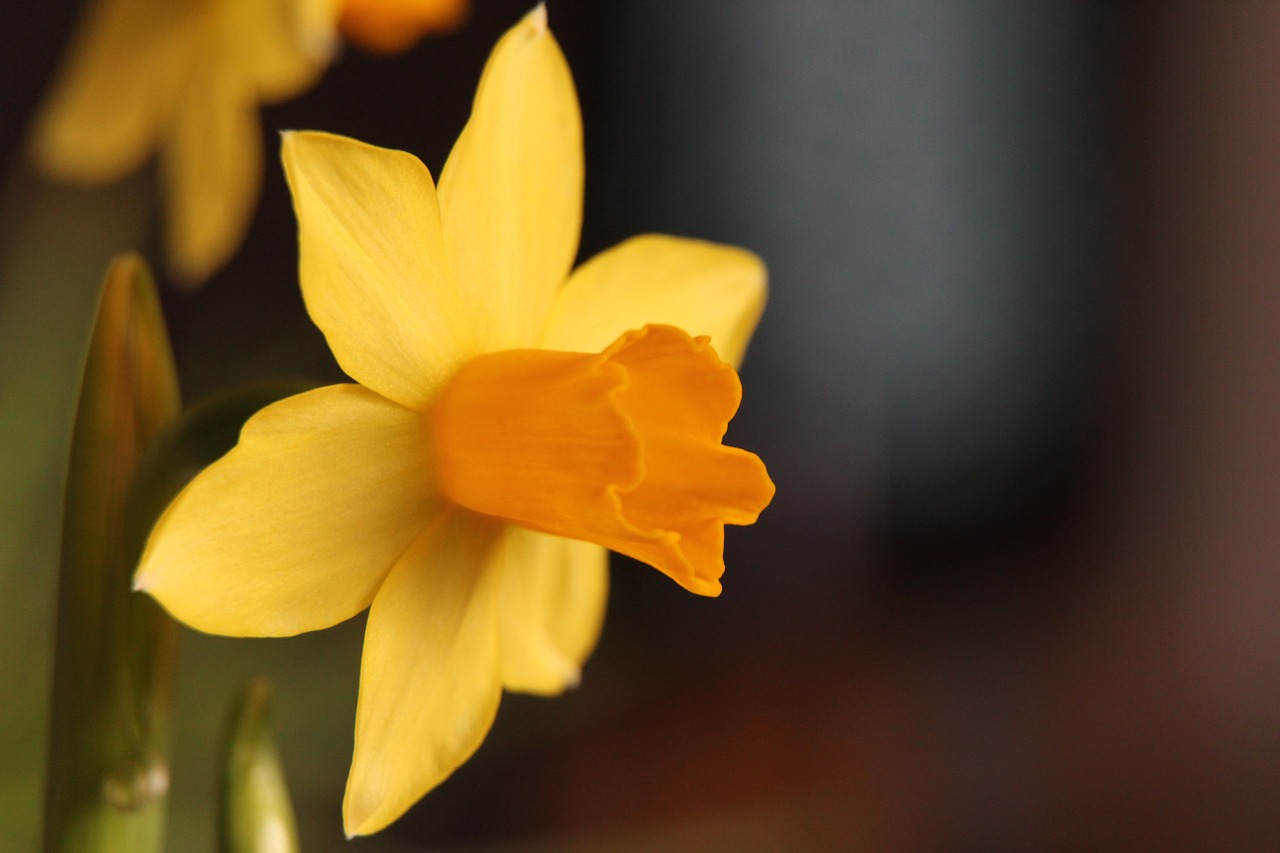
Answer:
[4,1,1280,850]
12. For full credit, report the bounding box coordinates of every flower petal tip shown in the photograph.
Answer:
[341,798,380,839]
[341,805,362,839]
[527,3,548,33]
[549,655,582,692]
[693,579,723,598]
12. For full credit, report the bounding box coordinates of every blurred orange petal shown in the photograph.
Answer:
[340,0,468,53]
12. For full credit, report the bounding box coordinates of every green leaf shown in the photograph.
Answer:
[219,678,299,853]
[0,167,154,851]
[43,253,181,853]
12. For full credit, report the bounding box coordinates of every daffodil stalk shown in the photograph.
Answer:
[42,254,181,853]
[0,168,155,642]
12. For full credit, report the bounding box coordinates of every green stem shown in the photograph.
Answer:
[0,166,154,847]
[42,255,181,853]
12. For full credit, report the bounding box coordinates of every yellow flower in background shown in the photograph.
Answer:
[134,5,773,837]
[29,0,467,284]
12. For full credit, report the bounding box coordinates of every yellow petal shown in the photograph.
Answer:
[160,67,262,284]
[344,512,503,836]
[135,384,437,637]
[495,528,608,695]
[436,4,583,350]
[541,235,767,368]
[282,131,476,409]
[29,0,197,182]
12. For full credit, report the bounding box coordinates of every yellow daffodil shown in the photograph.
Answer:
[134,5,773,836]
[29,0,467,284]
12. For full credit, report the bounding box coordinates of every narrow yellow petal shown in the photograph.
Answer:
[160,68,262,284]
[495,528,608,695]
[436,4,583,350]
[344,512,503,836]
[282,131,475,409]
[135,385,437,637]
[541,235,767,368]
[29,0,197,182]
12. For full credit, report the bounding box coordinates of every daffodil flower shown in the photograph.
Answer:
[134,6,773,836]
[29,0,466,284]
[340,0,468,53]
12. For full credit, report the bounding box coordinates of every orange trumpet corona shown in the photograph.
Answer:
[432,324,774,596]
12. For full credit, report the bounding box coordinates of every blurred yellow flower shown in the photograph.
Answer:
[28,0,466,284]
[134,5,773,836]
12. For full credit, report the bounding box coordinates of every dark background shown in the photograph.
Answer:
[3,2,1279,850]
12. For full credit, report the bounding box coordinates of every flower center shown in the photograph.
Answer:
[429,324,774,595]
